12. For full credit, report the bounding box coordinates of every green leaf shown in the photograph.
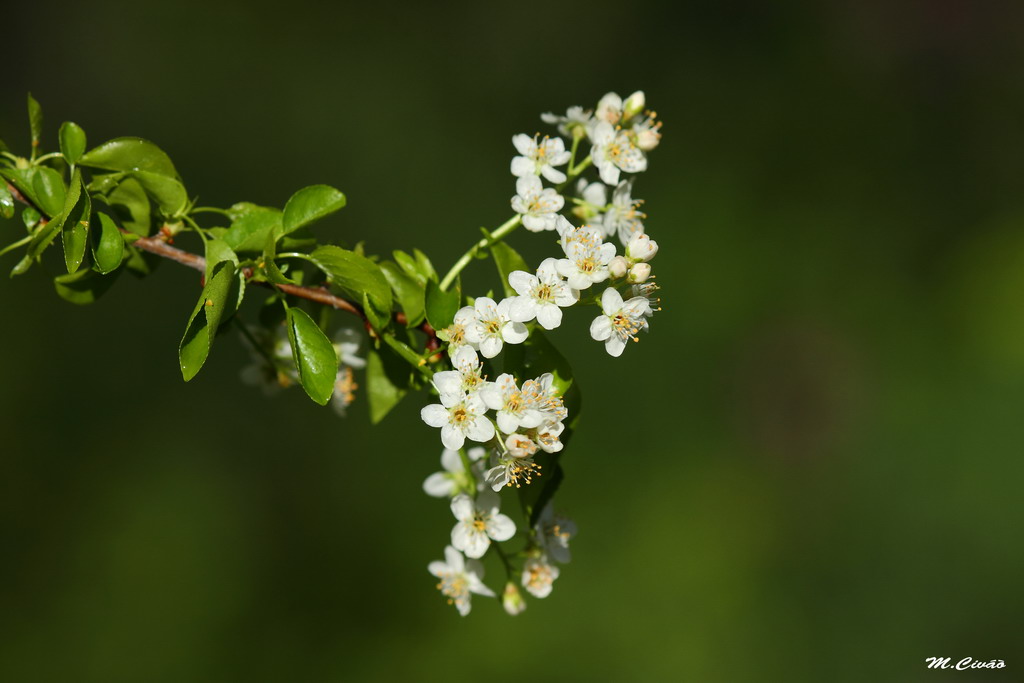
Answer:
[281,184,346,235]
[106,176,151,236]
[87,172,125,195]
[307,245,393,322]
[366,349,407,424]
[222,206,282,252]
[285,307,338,405]
[54,265,121,304]
[15,168,83,274]
[58,169,89,273]
[362,291,391,331]
[21,206,41,230]
[79,137,179,178]
[393,249,427,286]
[58,121,86,165]
[30,167,66,218]
[0,137,9,154]
[225,201,265,222]
[425,277,461,330]
[491,241,530,297]
[414,249,437,282]
[380,260,425,327]
[27,93,42,152]
[0,184,13,219]
[129,170,186,216]
[92,212,124,274]
[381,332,424,367]
[179,260,236,381]
[204,238,238,278]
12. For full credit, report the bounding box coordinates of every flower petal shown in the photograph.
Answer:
[502,321,529,344]
[421,404,448,428]
[508,296,537,323]
[423,472,454,498]
[467,416,496,442]
[444,544,464,572]
[450,494,475,522]
[480,336,503,358]
[508,271,536,297]
[605,336,627,357]
[601,287,624,314]
[590,315,612,341]
[440,448,462,472]
[536,304,562,330]
[441,424,466,450]
[487,513,517,542]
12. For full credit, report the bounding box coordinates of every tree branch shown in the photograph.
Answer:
[4,180,438,347]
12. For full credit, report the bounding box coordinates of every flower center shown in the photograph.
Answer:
[612,313,642,342]
[438,573,468,606]
[451,407,470,424]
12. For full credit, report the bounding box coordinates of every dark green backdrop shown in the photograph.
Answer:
[2,1,1022,681]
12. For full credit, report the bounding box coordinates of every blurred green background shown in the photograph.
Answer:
[2,1,1023,681]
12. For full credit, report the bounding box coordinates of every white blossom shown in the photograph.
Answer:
[431,345,488,399]
[590,121,647,186]
[485,446,542,491]
[461,297,528,358]
[520,373,567,423]
[450,491,517,559]
[423,446,487,498]
[630,111,662,151]
[511,175,565,232]
[628,262,652,284]
[556,226,617,290]
[579,180,607,206]
[420,390,495,450]
[535,419,565,454]
[481,373,546,434]
[521,555,560,598]
[507,258,578,330]
[593,92,625,128]
[601,180,646,244]
[626,232,659,262]
[589,287,650,357]
[439,307,479,357]
[510,134,571,184]
[541,105,592,137]
[631,281,662,316]
[428,545,494,616]
[536,501,577,564]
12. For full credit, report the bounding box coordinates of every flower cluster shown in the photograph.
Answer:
[422,90,664,616]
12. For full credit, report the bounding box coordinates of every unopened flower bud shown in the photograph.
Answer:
[626,233,658,262]
[628,262,651,283]
[623,91,646,120]
[609,255,629,279]
[502,582,527,615]
[635,126,661,151]
[505,433,538,458]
